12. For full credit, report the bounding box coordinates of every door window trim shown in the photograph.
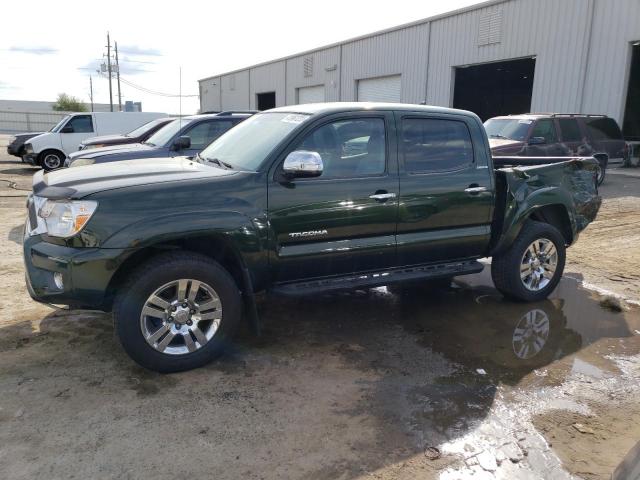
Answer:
[274,114,392,182]
[398,114,476,176]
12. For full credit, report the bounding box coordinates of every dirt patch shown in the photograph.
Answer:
[533,402,640,479]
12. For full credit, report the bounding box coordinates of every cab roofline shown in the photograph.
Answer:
[264,102,479,118]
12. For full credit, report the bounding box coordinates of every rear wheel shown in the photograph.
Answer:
[114,252,242,373]
[39,150,65,171]
[594,155,607,186]
[491,220,566,302]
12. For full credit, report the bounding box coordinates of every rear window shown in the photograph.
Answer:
[585,118,623,140]
[401,118,473,174]
[558,119,582,142]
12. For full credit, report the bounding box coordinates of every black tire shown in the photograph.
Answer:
[491,220,566,302]
[594,155,607,186]
[39,149,65,171]
[114,252,242,373]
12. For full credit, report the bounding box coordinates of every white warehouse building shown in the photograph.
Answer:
[199,0,640,140]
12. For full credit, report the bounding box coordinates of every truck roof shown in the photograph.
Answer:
[489,113,609,120]
[268,102,479,118]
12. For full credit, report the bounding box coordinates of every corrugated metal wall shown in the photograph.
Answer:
[199,0,638,126]
[426,0,592,114]
[285,47,341,103]
[249,61,286,110]
[340,23,430,103]
[581,0,640,121]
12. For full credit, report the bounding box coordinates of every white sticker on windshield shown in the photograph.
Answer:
[281,114,307,124]
[518,119,533,124]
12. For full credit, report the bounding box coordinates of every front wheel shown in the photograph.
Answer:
[491,221,566,302]
[114,252,242,373]
[39,150,65,171]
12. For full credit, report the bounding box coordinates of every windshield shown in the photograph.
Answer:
[484,118,532,141]
[50,115,71,133]
[145,118,193,147]
[199,112,310,171]
[126,118,166,138]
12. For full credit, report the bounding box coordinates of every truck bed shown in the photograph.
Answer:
[490,156,601,252]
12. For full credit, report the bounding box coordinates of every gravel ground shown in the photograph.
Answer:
[1,135,640,480]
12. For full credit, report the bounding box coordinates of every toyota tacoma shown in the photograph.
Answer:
[23,103,601,372]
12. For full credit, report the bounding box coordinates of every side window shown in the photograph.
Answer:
[183,121,232,149]
[557,119,582,142]
[67,115,94,133]
[401,118,473,174]
[530,119,558,143]
[294,118,386,178]
[585,118,623,140]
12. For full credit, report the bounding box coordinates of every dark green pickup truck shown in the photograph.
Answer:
[23,103,601,372]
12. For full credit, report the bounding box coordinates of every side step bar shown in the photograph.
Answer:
[270,260,484,296]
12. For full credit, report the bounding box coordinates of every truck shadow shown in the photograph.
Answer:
[1,271,638,478]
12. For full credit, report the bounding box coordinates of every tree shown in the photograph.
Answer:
[52,93,88,112]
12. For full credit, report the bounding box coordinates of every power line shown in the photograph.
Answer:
[98,71,198,97]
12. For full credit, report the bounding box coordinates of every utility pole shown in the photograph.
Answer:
[106,32,113,112]
[115,41,122,111]
[89,76,94,112]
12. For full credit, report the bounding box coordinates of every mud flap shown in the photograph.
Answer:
[240,266,261,336]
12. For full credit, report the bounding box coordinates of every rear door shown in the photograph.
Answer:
[268,112,399,282]
[396,113,494,265]
[556,117,586,156]
[583,117,626,162]
[60,114,95,154]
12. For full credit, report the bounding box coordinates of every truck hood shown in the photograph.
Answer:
[68,142,155,160]
[488,138,524,150]
[82,134,130,145]
[33,157,237,199]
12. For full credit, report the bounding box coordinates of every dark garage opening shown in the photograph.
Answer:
[453,58,536,121]
[623,43,640,141]
[257,92,276,111]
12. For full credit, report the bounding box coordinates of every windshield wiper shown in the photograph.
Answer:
[204,157,234,170]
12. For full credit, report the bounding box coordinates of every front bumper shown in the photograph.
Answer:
[23,233,130,310]
[23,153,38,165]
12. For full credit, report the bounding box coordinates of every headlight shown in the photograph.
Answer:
[25,143,33,154]
[69,158,95,167]
[38,200,98,238]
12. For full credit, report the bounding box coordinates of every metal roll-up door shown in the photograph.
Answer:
[357,75,401,103]
[297,85,325,104]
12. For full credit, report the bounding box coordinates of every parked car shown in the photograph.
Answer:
[77,117,176,151]
[65,111,255,168]
[23,112,167,171]
[485,113,629,185]
[6,132,45,159]
[23,103,601,372]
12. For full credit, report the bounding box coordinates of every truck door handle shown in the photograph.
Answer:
[464,186,488,194]
[369,192,396,201]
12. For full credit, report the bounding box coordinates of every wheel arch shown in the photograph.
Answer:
[37,148,66,168]
[104,234,249,311]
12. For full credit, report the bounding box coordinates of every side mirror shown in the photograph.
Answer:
[60,126,74,133]
[282,151,323,179]
[173,135,191,150]
[528,136,546,145]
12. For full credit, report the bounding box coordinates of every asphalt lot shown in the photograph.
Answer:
[1,135,640,479]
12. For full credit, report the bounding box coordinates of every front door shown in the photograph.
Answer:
[174,119,235,157]
[60,114,95,154]
[395,114,494,265]
[268,113,399,282]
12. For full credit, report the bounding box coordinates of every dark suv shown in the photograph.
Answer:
[64,111,255,167]
[485,114,629,185]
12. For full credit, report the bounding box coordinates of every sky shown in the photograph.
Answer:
[0,0,484,115]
